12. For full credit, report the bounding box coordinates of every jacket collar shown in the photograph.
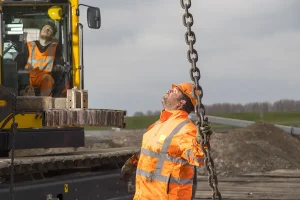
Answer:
[159,109,189,122]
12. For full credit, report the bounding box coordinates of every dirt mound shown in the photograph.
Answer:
[84,122,300,177]
[198,122,300,176]
[13,122,300,177]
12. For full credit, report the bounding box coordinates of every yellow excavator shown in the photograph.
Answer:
[0,0,138,199]
[0,0,221,199]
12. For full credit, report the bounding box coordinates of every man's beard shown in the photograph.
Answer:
[162,97,172,110]
[40,34,52,41]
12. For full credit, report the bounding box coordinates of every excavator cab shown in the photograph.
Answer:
[2,6,63,96]
[0,3,99,97]
[0,1,125,157]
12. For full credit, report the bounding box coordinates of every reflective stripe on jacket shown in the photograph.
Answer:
[132,109,205,200]
[25,41,57,75]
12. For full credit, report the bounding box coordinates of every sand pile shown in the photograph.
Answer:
[198,122,300,176]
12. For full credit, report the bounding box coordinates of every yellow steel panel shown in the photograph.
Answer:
[0,114,43,129]
[70,0,80,89]
[0,100,7,107]
[64,184,69,193]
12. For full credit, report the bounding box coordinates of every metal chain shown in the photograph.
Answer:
[9,92,18,200]
[180,0,222,199]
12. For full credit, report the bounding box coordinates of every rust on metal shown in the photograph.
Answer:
[17,96,53,112]
[44,109,126,128]
[14,95,127,128]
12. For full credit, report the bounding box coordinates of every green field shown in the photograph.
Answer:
[85,115,158,130]
[85,111,300,130]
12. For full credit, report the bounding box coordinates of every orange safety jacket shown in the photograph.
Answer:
[131,109,205,200]
[25,41,58,77]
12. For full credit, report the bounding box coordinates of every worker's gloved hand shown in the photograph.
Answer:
[120,158,136,182]
[52,64,66,73]
[51,64,66,80]
[196,120,213,145]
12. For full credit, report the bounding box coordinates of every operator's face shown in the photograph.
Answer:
[162,87,185,110]
[40,25,54,39]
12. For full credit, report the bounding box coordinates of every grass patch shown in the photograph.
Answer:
[85,116,159,130]
[124,116,158,129]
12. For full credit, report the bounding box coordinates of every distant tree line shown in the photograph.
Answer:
[133,99,300,116]
[205,99,300,114]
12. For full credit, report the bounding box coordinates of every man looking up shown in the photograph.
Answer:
[23,21,63,96]
[120,82,211,200]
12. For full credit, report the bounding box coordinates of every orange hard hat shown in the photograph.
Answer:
[172,82,200,107]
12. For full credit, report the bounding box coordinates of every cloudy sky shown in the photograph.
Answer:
[79,0,300,116]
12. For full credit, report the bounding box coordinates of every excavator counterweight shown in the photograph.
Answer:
[0,84,126,129]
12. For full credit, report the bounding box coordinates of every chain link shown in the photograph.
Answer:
[9,91,18,200]
[180,0,222,199]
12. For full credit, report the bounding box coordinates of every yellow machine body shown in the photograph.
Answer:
[0,0,81,129]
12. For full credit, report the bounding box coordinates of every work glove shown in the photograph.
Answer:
[51,64,66,78]
[52,64,66,73]
[196,119,213,146]
[120,158,136,182]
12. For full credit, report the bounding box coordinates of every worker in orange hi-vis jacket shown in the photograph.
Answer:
[120,82,212,200]
[23,21,64,96]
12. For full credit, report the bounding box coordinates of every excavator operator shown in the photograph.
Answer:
[19,6,66,96]
[120,82,211,200]
[22,21,64,96]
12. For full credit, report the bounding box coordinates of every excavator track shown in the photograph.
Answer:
[0,168,135,200]
[0,147,138,182]
[0,147,138,199]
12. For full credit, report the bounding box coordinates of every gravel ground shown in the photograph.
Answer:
[13,123,300,177]
[199,122,300,176]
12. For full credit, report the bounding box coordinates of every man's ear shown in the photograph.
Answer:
[178,100,186,109]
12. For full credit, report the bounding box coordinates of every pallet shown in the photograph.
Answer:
[195,169,300,200]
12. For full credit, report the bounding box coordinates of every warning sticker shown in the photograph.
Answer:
[64,184,68,193]
[0,100,7,107]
